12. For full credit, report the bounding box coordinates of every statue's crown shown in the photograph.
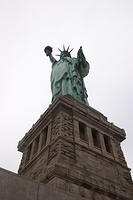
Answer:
[57,45,73,58]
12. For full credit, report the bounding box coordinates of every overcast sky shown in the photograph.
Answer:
[0,0,133,177]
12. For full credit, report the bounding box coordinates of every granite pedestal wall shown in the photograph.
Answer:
[0,167,88,200]
[18,95,133,200]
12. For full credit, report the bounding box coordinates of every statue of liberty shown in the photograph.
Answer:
[44,45,90,106]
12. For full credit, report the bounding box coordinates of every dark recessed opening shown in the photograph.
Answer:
[33,135,40,155]
[41,126,48,148]
[79,122,87,141]
[26,143,32,162]
[92,128,101,148]
[103,135,112,153]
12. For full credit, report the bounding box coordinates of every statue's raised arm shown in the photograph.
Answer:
[44,45,90,106]
[44,46,57,64]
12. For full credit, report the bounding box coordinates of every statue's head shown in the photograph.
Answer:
[58,45,73,59]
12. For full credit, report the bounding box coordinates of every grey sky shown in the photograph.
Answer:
[0,0,133,176]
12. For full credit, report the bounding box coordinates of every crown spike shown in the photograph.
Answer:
[63,44,65,51]
[58,48,62,52]
[67,45,70,51]
[69,48,73,53]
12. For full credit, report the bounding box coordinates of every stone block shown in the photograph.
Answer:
[0,168,38,200]
[38,183,88,200]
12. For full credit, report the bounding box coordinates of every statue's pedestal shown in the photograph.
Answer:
[18,95,133,200]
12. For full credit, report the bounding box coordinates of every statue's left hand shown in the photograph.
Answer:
[77,46,86,63]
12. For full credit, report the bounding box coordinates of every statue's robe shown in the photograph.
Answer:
[51,57,89,105]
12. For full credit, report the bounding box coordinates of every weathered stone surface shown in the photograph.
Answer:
[0,168,38,200]
[17,95,133,200]
[51,111,73,141]
[0,168,89,200]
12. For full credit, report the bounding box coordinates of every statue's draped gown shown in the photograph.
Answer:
[51,57,89,105]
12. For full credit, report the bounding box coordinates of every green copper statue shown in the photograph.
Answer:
[44,45,90,106]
